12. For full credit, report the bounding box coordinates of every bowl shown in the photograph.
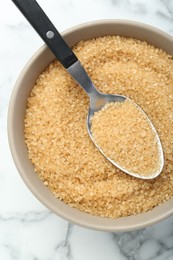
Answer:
[8,20,173,232]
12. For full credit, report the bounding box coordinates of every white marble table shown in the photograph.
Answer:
[1,0,173,259]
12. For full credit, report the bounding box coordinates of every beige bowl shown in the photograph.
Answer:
[8,20,173,232]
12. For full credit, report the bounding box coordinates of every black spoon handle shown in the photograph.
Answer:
[11,0,78,68]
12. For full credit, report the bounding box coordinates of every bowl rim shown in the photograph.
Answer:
[8,19,173,232]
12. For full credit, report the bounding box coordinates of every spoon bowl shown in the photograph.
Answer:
[12,0,164,179]
[87,92,164,180]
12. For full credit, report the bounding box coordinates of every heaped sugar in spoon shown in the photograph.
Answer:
[12,0,164,179]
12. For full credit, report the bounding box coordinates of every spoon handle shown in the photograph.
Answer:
[12,0,99,96]
[11,0,78,68]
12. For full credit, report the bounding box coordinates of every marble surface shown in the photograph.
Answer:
[1,0,173,259]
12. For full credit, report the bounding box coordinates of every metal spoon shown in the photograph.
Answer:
[12,0,164,179]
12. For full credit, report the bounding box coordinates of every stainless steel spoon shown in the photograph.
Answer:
[12,0,164,179]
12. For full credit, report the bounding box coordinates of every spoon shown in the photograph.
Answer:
[12,0,164,179]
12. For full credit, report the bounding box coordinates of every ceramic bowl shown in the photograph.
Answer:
[8,20,173,231]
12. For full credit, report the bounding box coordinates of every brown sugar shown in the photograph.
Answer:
[24,36,173,219]
[91,100,162,177]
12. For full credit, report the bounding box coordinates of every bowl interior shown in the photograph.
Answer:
[8,20,173,232]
